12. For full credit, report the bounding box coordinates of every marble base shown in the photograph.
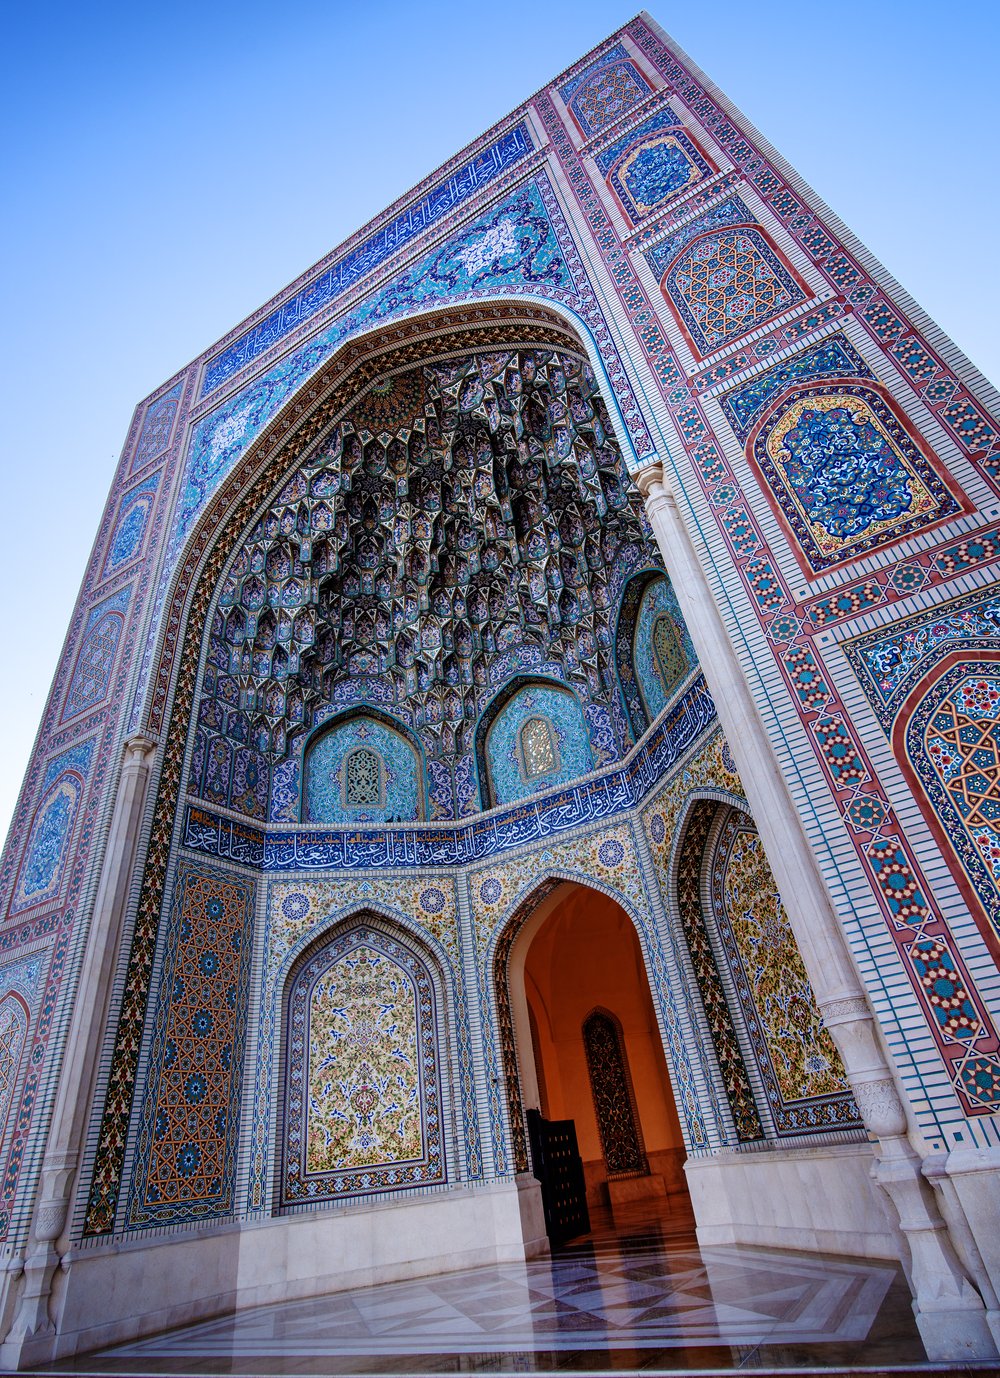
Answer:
[16,1179,545,1365]
[685,1140,900,1259]
[608,1172,666,1205]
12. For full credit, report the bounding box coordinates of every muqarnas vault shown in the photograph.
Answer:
[1,11,1000,1366]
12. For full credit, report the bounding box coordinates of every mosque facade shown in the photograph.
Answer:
[1,12,999,1365]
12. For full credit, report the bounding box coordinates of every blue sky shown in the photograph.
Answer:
[1,1,997,851]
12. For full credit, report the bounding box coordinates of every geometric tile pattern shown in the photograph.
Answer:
[844,585,1000,725]
[95,1244,902,1358]
[663,227,804,358]
[559,44,652,139]
[280,923,445,1206]
[124,861,256,1229]
[0,952,45,1155]
[904,664,1000,954]
[131,382,182,472]
[61,586,131,722]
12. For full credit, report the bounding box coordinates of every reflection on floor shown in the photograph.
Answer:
[48,1200,932,1374]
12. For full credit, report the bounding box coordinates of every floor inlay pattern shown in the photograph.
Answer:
[91,1244,899,1360]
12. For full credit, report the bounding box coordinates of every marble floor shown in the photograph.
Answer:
[46,1202,934,1375]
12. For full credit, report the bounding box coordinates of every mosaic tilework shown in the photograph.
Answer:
[662,227,804,358]
[182,678,718,874]
[0,1000,28,1159]
[903,665,1000,957]
[0,954,45,1152]
[280,923,444,1205]
[845,586,1000,725]
[708,809,859,1134]
[474,801,723,1171]
[595,107,714,225]
[201,125,533,396]
[125,862,256,1229]
[583,1009,647,1174]
[177,186,571,545]
[484,684,593,807]
[304,715,423,824]
[643,195,757,280]
[11,741,95,916]
[750,384,962,574]
[193,346,651,822]
[633,576,692,722]
[248,878,474,1209]
[102,473,160,579]
[99,287,709,1226]
[672,799,763,1142]
[559,44,653,140]
[718,333,869,442]
[61,587,132,722]
[131,383,182,472]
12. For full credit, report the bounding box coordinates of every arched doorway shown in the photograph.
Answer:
[503,881,693,1243]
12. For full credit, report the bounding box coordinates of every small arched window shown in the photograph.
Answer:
[652,613,687,697]
[344,747,383,806]
[520,716,558,779]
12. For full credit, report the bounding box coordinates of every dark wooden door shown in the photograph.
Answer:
[526,1108,591,1247]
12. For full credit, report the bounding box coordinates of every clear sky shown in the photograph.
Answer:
[1,0,997,855]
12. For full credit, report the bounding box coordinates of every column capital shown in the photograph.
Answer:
[122,734,157,765]
[633,462,666,501]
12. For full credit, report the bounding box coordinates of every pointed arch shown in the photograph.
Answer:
[277,911,447,1209]
[667,794,859,1140]
[489,872,688,1173]
[614,569,694,737]
[582,1006,648,1177]
[893,649,1000,962]
[476,677,593,809]
[659,223,807,359]
[302,707,425,824]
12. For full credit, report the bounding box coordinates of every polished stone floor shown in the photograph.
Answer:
[47,1201,935,1374]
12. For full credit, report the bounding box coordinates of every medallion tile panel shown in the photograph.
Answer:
[748,384,963,575]
[595,107,715,224]
[102,474,161,579]
[280,923,445,1206]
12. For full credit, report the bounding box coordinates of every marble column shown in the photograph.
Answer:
[1,735,157,1370]
[634,463,995,1361]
